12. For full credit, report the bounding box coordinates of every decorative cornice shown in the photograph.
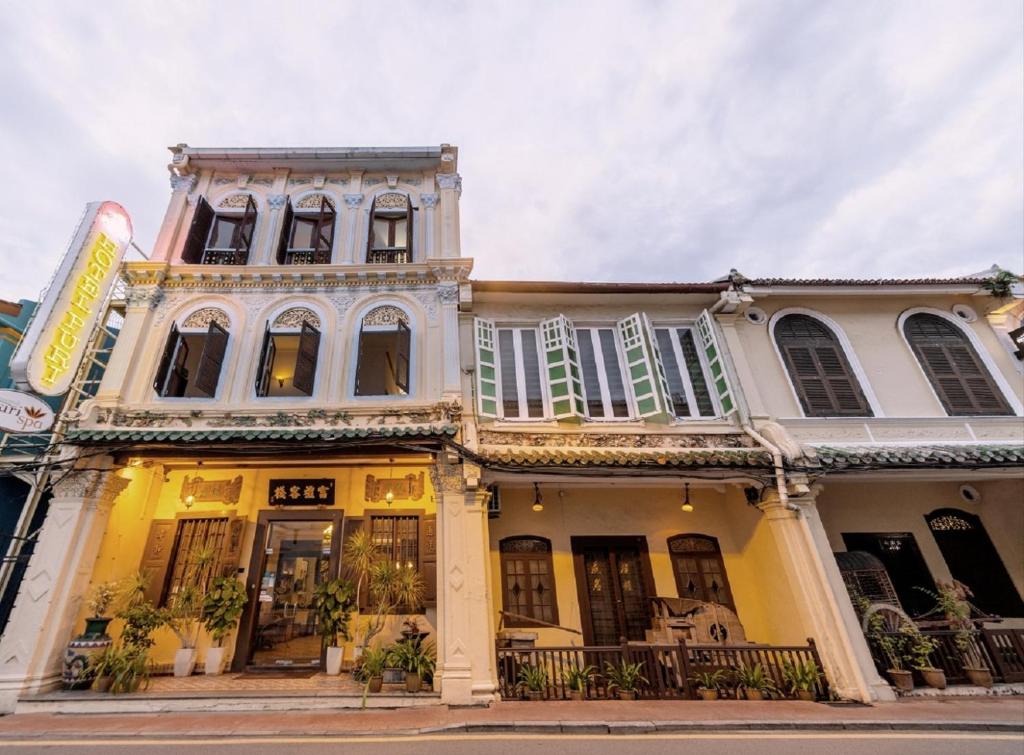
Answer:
[125,286,164,310]
[476,430,756,449]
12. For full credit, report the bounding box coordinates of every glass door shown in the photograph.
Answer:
[249,517,338,668]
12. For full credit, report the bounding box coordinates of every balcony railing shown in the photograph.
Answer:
[367,247,410,265]
[201,249,249,265]
[867,628,1024,684]
[283,249,331,265]
[495,638,828,700]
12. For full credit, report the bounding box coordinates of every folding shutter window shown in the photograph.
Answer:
[616,313,674,420]
[292,320,321,396]
[181,197,214,264]
[194,321,229,398]
[540,315,585,420]
[474,318,499,417]
[276,198,294,264]
[696,310,738,416]
[153,324,180,396]
[678,330,717,416]
[235,195,257,263]
[314,195,336,264]
[395,320,411,394]
[655,328,693,417]
[255,323,274,397]
[498,329,521,417]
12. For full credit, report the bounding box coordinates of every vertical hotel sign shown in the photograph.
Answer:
[11,202,132,396]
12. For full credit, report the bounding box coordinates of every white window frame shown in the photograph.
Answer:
[495,326,550,420]
[575,326,635,421]
[654,324,720,419]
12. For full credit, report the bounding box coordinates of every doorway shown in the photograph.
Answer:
[235,510,343,671]
[571,536,656,645]
[841,532,935,617]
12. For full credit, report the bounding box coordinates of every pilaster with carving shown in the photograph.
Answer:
[437,283,462,397]
[420,193,439,258]
[435,173,462,258]
[343,193,365,264]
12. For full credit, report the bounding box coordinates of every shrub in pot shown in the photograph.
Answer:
[690,670,725,701]
[921,582,994,689]
[201,577,248,675]
[563,664,596,701]
[861,598,913,693]
[605,659,647,701]
[517,663,549,701]
[313,578,355,676]
[389,639,436,693]
[111,647,150,694]
[357,646,389,694]
[90,645,121,693]
[735,662,777,701]
[782,659,823,701]
[904,628,945,690]
[165,546,218,677]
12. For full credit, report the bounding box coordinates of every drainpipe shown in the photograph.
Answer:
[742,424,799,512]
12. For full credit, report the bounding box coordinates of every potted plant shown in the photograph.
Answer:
[604,659,647,701]
[313,578,355,676]
[110,647,150,694]
[734,662,777,701]
[920,582,993,688]
[690,669,725,700]
[782,659,823,701]
[862,600,913,692]
[389,639,435,693]
[563,664,596,701]
[357,645,388,694]
[517,663,549,701]
[904,627,945,689]
[90,645,122,693]
[165,545,218,677]
[63,580,121,689]
[201,576,248,675]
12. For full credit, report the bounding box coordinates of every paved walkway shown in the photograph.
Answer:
[0,697,1021,738]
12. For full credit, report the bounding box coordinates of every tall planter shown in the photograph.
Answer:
[63,617,113,690]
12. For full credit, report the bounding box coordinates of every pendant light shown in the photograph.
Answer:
[681,483,694,513]
[532,482,544,512]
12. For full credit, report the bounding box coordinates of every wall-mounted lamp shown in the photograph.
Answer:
[276,375,286,388]
[385,458,395,506]
[532,482,544,512]
[681,483,694,513]
[183,494,195,510]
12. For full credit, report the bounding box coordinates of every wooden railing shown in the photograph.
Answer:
[495,639,828,701]
[867,628,1024,684]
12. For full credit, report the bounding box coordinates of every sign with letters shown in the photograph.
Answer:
[11,201,133,396]
[269,478,336,506]
[0,389,55,434]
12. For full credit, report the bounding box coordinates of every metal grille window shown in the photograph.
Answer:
[370,515,419,571]
[654,327,717,418]
[667,534,734,610]
[163,518,229,607]
[499,537,558,626]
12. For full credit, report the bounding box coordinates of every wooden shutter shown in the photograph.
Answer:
[218,516,245,578]
[194,321,229,397]
[474,318,499,418]
[292,320,321,396]
[695,310,738,417]
[540,315,586,420]
[405,195,414,261]
[153,324,180,395]
[139,519,177,606]
[366,195,377,260]
[354,326,367,395]
[616,313,674,420]
[276,198,293,265]
[181,197,214,264]
[905,314,1011,416]
[775,314,871,417]
[314,195,335,264]
[421,514,437,605]
[394,319,411,393]
[235,194,257,263]
[255,323,274,397]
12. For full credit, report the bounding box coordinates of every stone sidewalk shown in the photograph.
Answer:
[0,698,1021,738]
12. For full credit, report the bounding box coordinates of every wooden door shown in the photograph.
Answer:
[572,536,655,645]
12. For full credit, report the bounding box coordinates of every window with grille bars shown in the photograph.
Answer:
[903,313,1012,416]
[667,534,734,610]
[162,518,228,608]
[370,515,420,571]
[499,536,558,626]
[773,314,872,417]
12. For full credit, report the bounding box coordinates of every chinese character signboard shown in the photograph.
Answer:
[269,478,335,506]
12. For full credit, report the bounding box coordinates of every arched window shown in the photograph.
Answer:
[276,194,335,265]
[667,534,734,610]
[926,508,1023,617]
[773,314,872,417]
[903,313,1012,416]
[367,192,413,264]
[499,536,558,627]
[153,308,231,397]
[354,306,411,396]
[254,308,322,397]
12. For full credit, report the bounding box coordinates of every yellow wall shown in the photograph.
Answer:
[79,457,437,667]
[487,483,811,648]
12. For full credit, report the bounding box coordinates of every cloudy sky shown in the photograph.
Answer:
[0,1,1020,301]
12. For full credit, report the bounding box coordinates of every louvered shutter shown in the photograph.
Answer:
[153,324,180,396]
[421,514,437,605]
[193,321,229,397]
[540,315,586,420]
[394,319,411,394]
[616,313,675,420]
[474,318,499,417]
[235,194,257,264]
[181,197,214,264]
[139,519,177,606]
[218,516,245,578]
[366,195,377,260]
[314,195,335,263]
[292,320,321,396]
[905,314,1011,416]
[405,194,414,261]
[696,310,738,417]
[255,323,273,397]
[276,198,293,264]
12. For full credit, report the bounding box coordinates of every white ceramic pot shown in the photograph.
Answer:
[174,648,197,677]
[325,646,344,676]
[205,647,226,675]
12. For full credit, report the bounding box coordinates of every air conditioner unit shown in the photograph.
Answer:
[487,484,500,518]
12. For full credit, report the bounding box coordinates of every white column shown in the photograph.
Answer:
[151,174,196,262]
[96,288,161,401]
[436,174,462,259]
[432,461,496,705]
[438,282,461,398]
[760,490,896,702]
[420,193,439,259]
[254,193,288,265]
[0,464,131,712]
[343,194,364,264]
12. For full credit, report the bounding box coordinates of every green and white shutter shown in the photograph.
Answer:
[695,309,738,417]
[616,312,675,421]
[540,315,586,420]
[474,317,499,418]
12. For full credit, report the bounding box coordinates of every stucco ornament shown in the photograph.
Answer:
[437,284,459,304]
[267,193,287,209]
[181,307,231,330]
[218,193,253,209]
[343,193,364,208]
[125,286,164,310]
[420,193,439,208]
[169,174,197,193]
[476,430,754,449]
[436,173,462,194]
[429,460,466,495]
[297,193,333,210]
[272,307,321,329]
[362,305,409,327]
[375,192,408,209]
[410,291,439,323]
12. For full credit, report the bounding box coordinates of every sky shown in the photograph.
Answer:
[0,1,1021,302]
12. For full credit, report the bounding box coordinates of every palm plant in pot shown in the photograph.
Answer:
[782,659,823,701]
[388,639,435,693]
[357,645,389,694]
[604,659,647,701]
[690,669,725,700]
[517,663,549,701]
[563,664,596,701]
[313,578,355,676]
[734,662,777,701]
[201,576,248,675]
[165,545,218,677]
